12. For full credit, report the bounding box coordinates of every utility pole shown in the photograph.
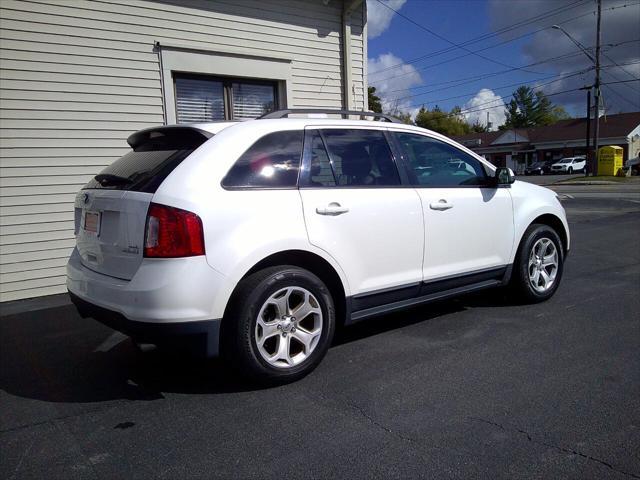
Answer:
[580,86,591,176]
[592,0,602,176]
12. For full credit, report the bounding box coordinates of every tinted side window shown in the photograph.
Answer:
[222,130,303,188]
[317,129,400,187]
[394,133,488,187]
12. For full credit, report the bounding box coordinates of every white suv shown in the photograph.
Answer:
[551,156,586,174]
[67,109,569,382]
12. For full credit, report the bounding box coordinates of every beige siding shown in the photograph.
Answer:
[0,0,365,301]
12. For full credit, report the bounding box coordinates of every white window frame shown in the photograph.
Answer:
[157,43,293,124]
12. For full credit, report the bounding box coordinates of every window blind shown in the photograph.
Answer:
[232,82,276,120]
[175,77,225,123]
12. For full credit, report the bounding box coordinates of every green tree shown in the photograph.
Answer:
[414,105,472,137]
[503,86,571,128]
[470,119,489,133]
[394,111,415,125]
[368,86,382,113]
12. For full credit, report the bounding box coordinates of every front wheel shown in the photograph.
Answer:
[568,167,573,174]
[510,224,564,303]
[223,266,335,383]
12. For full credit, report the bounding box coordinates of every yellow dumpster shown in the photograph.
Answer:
[598,145,623,176]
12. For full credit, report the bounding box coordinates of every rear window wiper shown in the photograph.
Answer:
[94,173,133,186]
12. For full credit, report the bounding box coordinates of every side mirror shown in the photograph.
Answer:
[494,167,516,185]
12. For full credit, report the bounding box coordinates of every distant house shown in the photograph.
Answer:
[453,112,640,172]
[0,0,367,302]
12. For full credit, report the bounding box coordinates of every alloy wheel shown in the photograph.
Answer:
[255,287,323,368]
[528,238,559,293]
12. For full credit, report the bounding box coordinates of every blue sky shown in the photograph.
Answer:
[366,0,640,128]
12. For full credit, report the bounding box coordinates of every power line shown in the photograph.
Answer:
[434,78,637,117]
[369,0,591,76]
[395,68,591,105]
[455,87,583,116]
[385,51,589,96]
[602,84,640,109]
[369,1,640,84]
[601,53,640,94]
[382,42,639,110]
[374,47,585,87]
[373,0,544,74]
[381,51,590,110]
[600,78,640,85]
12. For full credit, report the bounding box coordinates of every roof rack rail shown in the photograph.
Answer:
[258,109,403,123]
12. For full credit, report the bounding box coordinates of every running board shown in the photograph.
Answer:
[348,279,502,324]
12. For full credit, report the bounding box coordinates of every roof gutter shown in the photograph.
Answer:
[342,0,363,111]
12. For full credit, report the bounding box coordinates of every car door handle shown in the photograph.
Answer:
[316,202,349,216]
[429,199,454,211]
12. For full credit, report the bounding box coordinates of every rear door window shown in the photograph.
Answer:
[222,130,303,188]
[83,127,211,193]
[303,129,400,187]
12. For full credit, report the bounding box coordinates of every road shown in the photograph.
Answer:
[1,196,639,479]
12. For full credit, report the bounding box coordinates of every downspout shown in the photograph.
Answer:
[154,41,168,125]
[342,0,363,111]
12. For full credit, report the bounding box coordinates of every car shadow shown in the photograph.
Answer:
[334,286,524,346]
[0,288,520,404]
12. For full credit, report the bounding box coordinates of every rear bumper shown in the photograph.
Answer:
[66,247,228,322]
[66,247,229,357]
[69,291,221,357]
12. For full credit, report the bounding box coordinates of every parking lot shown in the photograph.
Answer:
[1,191,639,479]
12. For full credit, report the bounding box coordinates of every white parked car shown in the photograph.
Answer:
[550,156,586,174]
[67,109,570,382]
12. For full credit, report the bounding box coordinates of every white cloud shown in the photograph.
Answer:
[368,53,423,115]
[367,0,406,39]
[462,89,506,130]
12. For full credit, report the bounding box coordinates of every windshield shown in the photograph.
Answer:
[558,158,573,164]
[529,162,543,168]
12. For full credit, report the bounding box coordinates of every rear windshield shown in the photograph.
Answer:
[83,128,211,193]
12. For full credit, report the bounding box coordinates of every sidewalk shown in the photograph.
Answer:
[554,176,640,186]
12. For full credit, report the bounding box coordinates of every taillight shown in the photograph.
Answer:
[144,203,205,258]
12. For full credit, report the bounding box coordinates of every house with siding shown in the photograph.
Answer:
[0,0,367,302]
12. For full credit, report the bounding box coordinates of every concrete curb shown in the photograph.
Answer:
[554,181,635,186]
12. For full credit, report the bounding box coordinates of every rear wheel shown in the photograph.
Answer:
[223,266,335,383]
[510,224,564,303]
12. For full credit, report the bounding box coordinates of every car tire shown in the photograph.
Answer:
[223,265,335,384]
[510,224,564,303]
[539,170,544,175]
[568,167,573,174]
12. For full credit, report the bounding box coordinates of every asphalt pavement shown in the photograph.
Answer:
[1,195,639,479]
